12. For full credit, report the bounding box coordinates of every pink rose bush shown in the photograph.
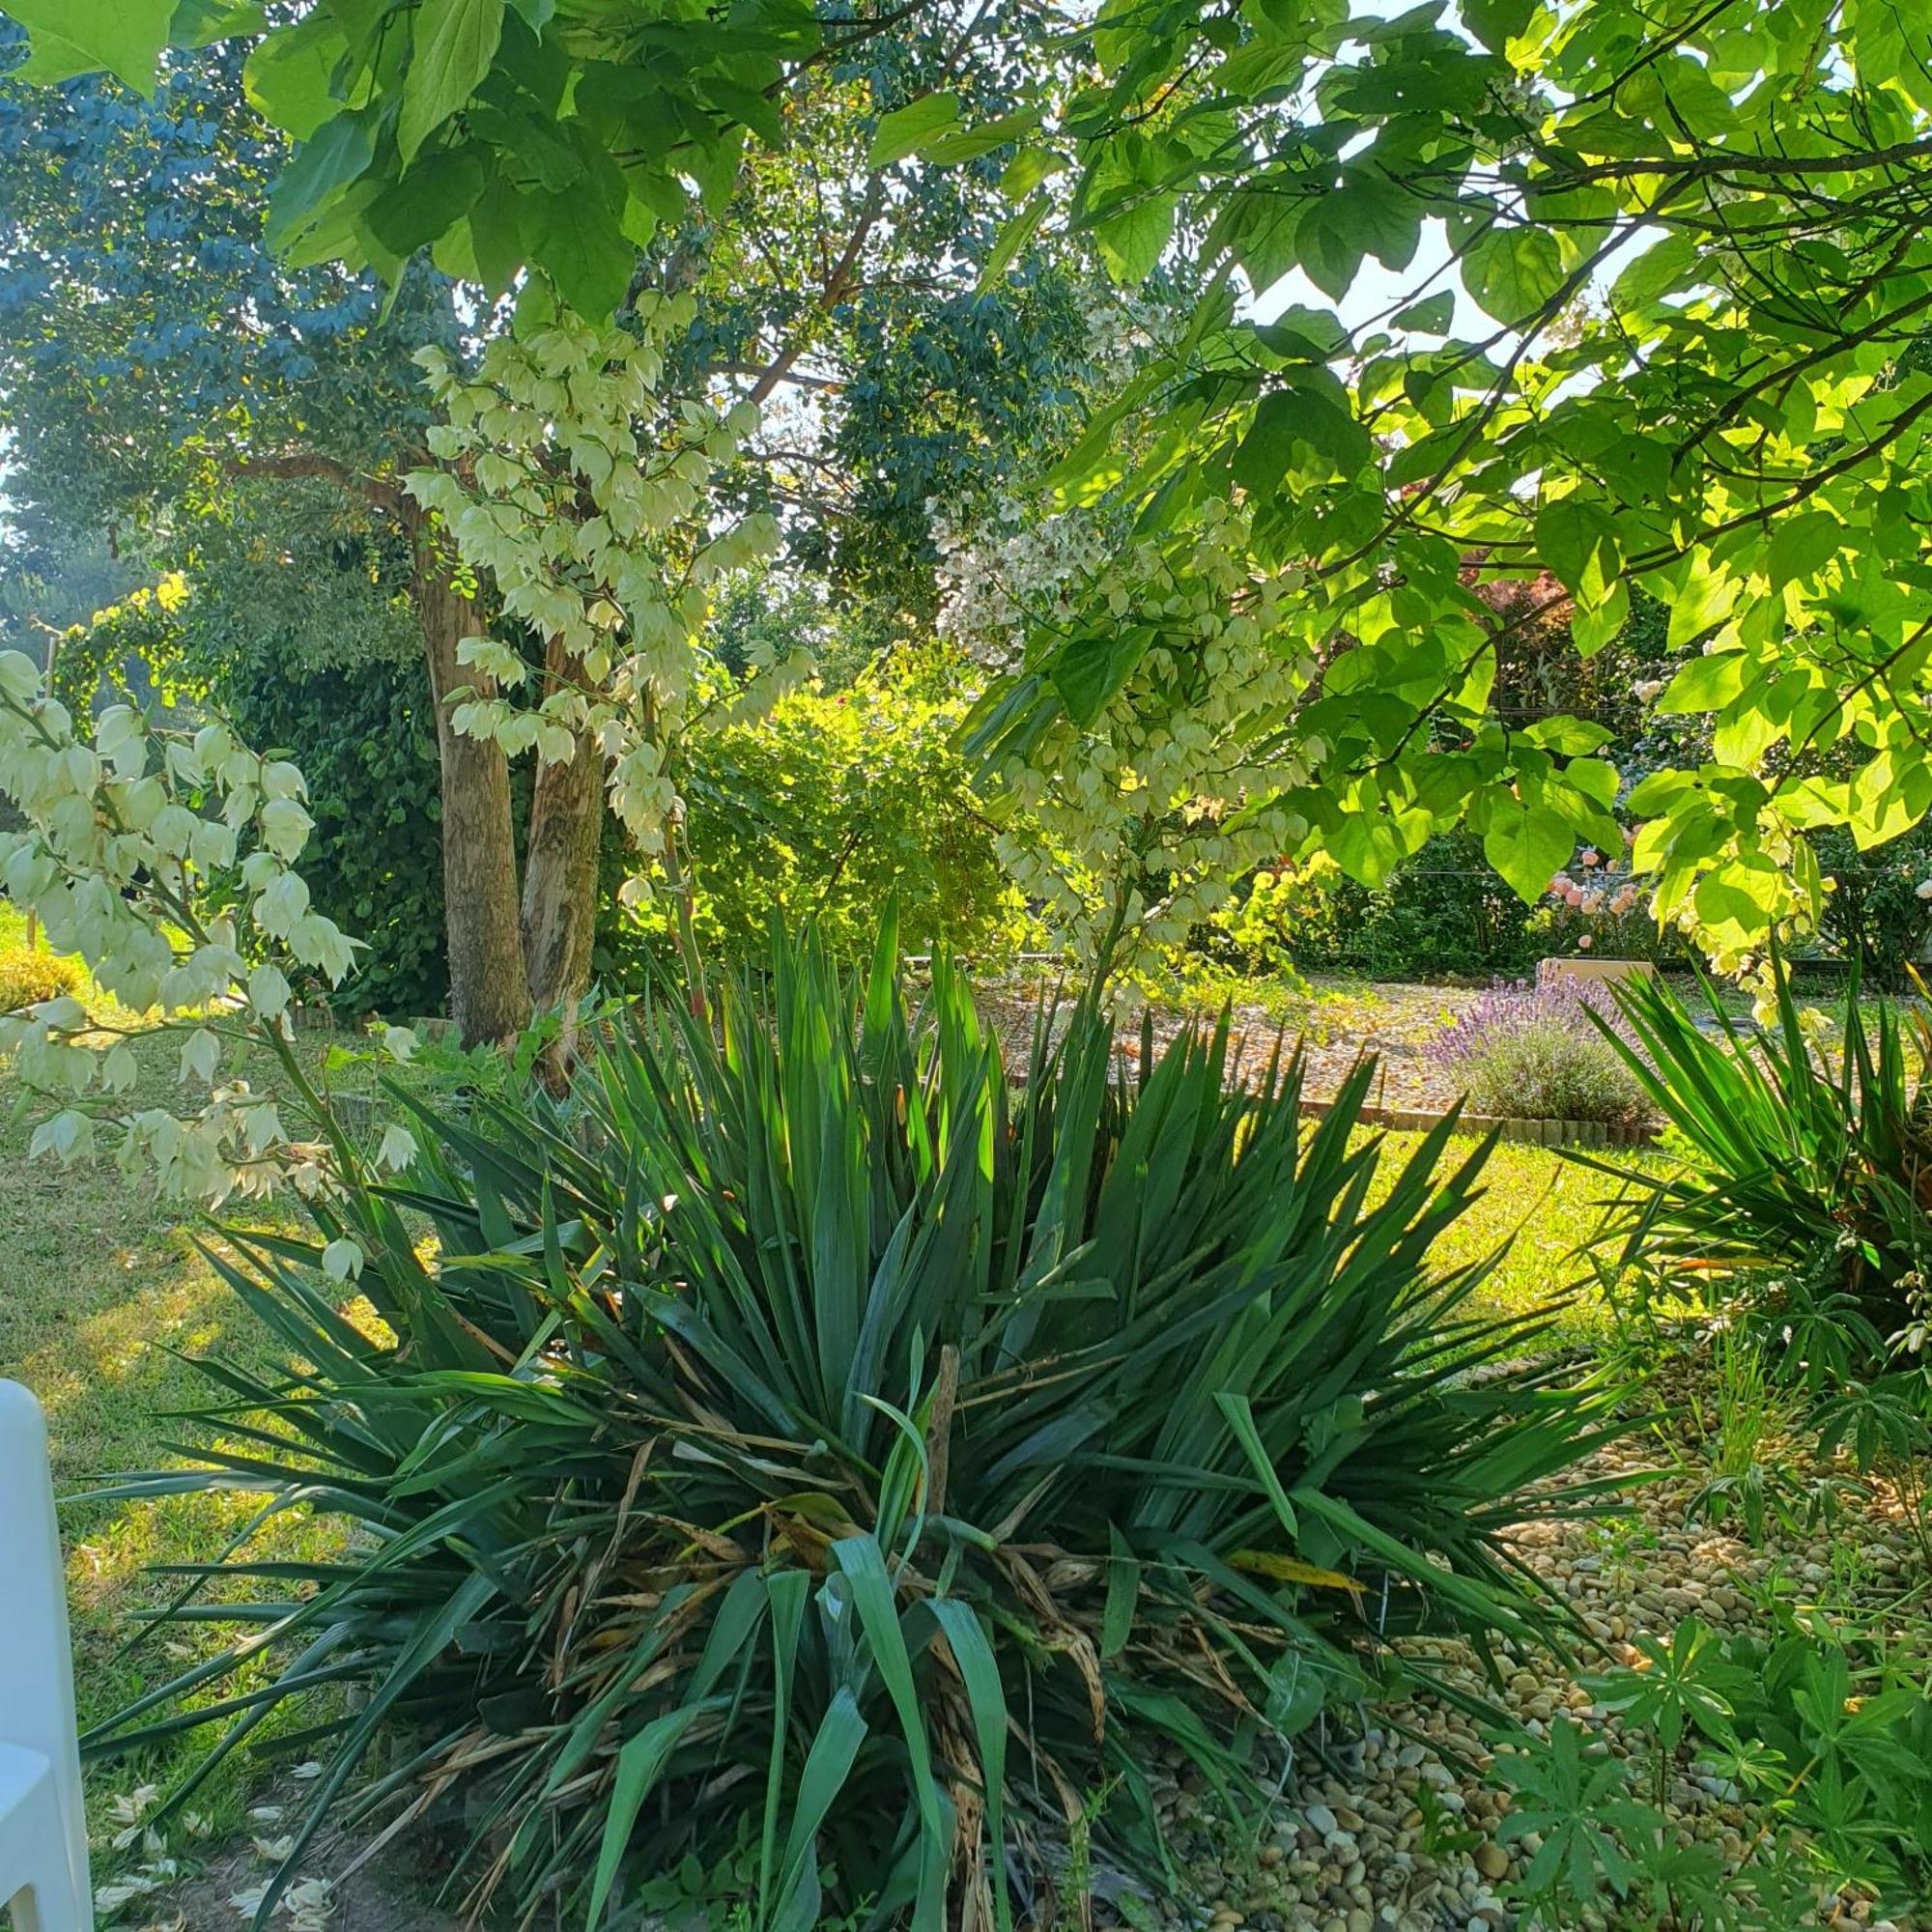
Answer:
[1536,833,1672,962]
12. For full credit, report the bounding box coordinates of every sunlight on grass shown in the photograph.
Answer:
[0,1012,335,1838]
[14,1233,230,1437]
[1381,1129,1662,1347]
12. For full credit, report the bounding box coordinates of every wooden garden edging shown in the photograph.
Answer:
[1293,1095,1661,1149]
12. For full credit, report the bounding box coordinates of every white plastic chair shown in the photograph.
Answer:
[0,1380,90,1930]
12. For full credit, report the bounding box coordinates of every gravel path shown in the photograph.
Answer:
[1151,1402,1923,1932]
[973,979,1492,1112]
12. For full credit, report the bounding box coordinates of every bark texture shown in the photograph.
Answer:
[411,525,531,1044]
[519,631,606,1012]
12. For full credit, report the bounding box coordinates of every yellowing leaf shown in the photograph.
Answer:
[1230,1549,1364,1596]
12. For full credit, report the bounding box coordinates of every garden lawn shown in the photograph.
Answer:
[1393,1128,1656,1347]
[0,963,348,1844]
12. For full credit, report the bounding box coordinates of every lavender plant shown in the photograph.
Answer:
[1429,977,1649,1126]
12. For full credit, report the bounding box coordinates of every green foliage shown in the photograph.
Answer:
[1590,1618,1749,1804]
[0,930,83,1009]
[1496,1611,1932,1925]
[1813,1347,1932,1570]
[219,650,446,1020]
[5,0,171,98]
[11,1,1932,964]
[1684,1327,1788,1544]
[1201,861,1354,978]
[809,270,1142,652]
[0,0,835,321]
[1206,837,1540,980]
[89,923,1617,1929]
[1812,825,1932,990]
[0,30,455,532]
[1489,1715,1660,1913]
[382,1007,568,1111]
[50,577,447,1020]
[1717,1615,1932,1909]
[969,1,1932,967]
[611,673,1029,973]
[708,570,830,683]
[1581,957,1932,1371]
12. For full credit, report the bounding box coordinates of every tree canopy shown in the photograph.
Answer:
[5,0,1932,978]
[1005,0,1932,967]
[0,2,1142,1036]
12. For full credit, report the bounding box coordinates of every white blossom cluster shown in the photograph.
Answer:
[945,496,1319,966]
[408,298,785,889]
[933,492,1114,673]
[0,649,410,1202]
[1077,283,1177,384]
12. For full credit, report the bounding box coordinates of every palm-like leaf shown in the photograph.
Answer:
[91,925,1617,1929]
[1578,952,1930,1365]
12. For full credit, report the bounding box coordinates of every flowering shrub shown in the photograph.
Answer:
[1534,838,1683,963]
[942,487,1308,970]
[1429,977,1649,1125]
[0,643,412,1205]
[409,298,786,889]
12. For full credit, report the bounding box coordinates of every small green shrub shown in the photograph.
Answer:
[1814,1349,1932,1568]
[1683,1326,1796,1543]
[1494,1610,1932,1926]
[1428,979,1648,1124]
[1581,955,1932,1371]
[1812,824,1932,990]
[0,940,84,1010]
[94,924,1614,1930]
[606,669,1030,979]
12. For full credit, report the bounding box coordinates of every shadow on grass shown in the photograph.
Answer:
[0,1031,333,1839]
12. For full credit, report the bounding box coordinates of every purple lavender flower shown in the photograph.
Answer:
[1428,977,1647,1123]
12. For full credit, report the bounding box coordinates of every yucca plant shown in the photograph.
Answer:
[1580,953,1932,1373]
[91,923,1616,1931]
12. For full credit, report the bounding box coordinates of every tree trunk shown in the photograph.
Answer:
[520,632,606,1013]
[412,525,531,1044]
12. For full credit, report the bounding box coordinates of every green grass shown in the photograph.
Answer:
[0,1037,339,1843]
[1388,1129,1658,1346]
[0,929,361,1853]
